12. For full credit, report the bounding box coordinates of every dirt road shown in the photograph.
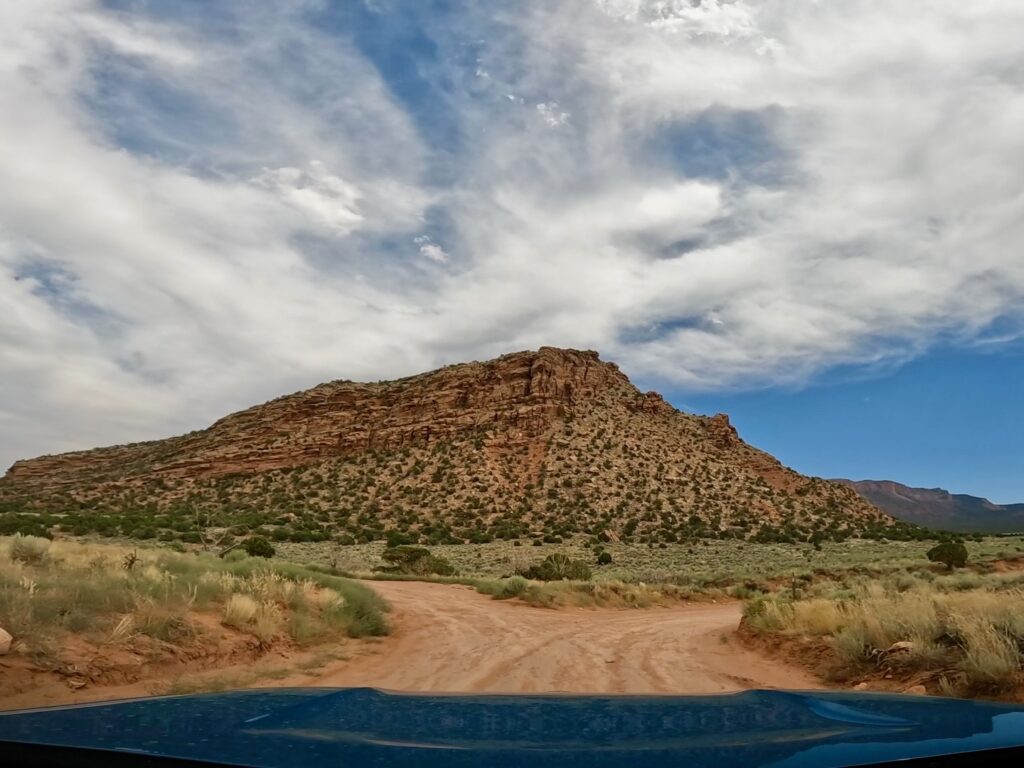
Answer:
[314,581,821,694]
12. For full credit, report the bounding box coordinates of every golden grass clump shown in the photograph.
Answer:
[746,576,1024,695]
[222,594,259,628]
[791,599,844,636]
[311,587,343,611]
[9,535,52,565]
[252,601,283,645]
[953,614,1021,692]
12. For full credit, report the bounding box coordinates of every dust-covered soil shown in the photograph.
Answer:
[312,581,822,693]
[1,581,822,711]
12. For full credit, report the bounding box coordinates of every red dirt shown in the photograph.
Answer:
[310,581,823,694]
[1,582,827,711]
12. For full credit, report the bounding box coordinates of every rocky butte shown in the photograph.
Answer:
[0,347,910,545]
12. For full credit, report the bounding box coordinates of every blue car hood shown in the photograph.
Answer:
[2,688,1024,767]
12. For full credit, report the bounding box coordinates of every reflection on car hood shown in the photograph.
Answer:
[2,688,1024,767]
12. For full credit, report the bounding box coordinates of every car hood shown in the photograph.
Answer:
[2,688,1024,767]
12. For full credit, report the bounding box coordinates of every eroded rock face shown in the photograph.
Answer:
[5,348,626,486]
[705,414,739,449]
[0,347,899,541]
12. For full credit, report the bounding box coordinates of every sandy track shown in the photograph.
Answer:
[314,581,821,694]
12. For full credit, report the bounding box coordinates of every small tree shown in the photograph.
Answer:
[191,505,232,552]
[243,536,276,559]
[596,550,613,566]
[927,541,967,570]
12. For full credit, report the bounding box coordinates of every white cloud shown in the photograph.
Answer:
[74,12,199,67]
[535,102,569,127]
[1,0,1024,469]
[414,236,449,263]
[597,0,766,40]
[252,162,363,234]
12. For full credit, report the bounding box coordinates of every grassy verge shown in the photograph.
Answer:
[0,536,390,666]
[742,568,1024,698]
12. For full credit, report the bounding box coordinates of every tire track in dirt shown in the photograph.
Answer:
[313,581,822,694]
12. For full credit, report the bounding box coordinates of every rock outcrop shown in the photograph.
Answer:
[1,348,905,544]
[5,348,622,486]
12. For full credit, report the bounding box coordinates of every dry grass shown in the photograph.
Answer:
[0,537,389,664]
[252,601,284,645]
[9,534,51,565]
[222,594,258,627]
[744,573,1024,696]
[956,617,1020,689]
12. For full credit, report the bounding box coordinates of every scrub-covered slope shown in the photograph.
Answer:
[1,348,909,544]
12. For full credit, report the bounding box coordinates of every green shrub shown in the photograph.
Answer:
[378,546,456,576]
[522,552,592,581]
[385,530,417,547]
[927,542,968,570]
[496,575,529,599]
[243,536,276,559]
[596,551,613,565]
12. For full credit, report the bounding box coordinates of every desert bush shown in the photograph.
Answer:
[596,551,613,565]
[496,575,529,599]
[833,625,871,666]
[385,530,417,547]
[343,593,390,637]
[927,542,968,570]
[9,534,51,565]
[378,546,456,576]
[243,536,276,558]
[522,552,592,581]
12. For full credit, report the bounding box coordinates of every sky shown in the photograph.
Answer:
[1,1,1023,501]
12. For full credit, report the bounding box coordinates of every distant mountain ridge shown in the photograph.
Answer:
[0,347,912,545]
[835,479,1024,533]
